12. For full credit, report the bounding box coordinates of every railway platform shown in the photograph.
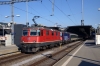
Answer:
[53,40,100,66]
[0,45,19,55]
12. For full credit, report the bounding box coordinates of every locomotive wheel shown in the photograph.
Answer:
[40,46,46,51]
[20,48,25,53]
[47,45,51,49]
[32,47,39,52]
[43,46,46,50]
[46,46,49,49]
[50,45,54,48]
[40,47,43,51]
[21,50,24,53]
[54,44,58,47]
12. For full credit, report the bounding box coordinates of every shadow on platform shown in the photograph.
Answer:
[85,42,95,46]
[84,42,100,48]
[67,54,100,63]
[90,45,100,48]
[78,60,100,66]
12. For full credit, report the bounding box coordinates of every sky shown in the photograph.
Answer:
[0,0,100,28]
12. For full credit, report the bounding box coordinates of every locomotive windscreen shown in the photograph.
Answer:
[30,30,37,36]
[23,29,41,36]
[23,30,28,36]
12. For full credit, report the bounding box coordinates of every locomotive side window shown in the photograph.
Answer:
[46,30,49,35]
[30,30,37,36]
[52,31,54,36]
[23,30,28,36]
[41,30,43,36]
[60,32,62,36]
[37,30,40,36]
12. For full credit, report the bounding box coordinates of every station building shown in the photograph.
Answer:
[0,22,26,47]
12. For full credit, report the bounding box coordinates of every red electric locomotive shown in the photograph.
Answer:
[20,16,62,52]
[20,26,61,52]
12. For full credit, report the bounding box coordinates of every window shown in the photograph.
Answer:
[71,35,78,38]
[46,30,49,35]
[41,30,43,36]
[23,30,28,36]
[30,30,37,36]
[60,32,62,36]
[52,31,54,36]
[30,29,40,36]
[37,30,40,36]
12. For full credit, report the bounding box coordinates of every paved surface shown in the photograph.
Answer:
[53,40,100,66]
[0,45,18,55]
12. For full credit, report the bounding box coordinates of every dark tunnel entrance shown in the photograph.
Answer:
[65,25,94,39]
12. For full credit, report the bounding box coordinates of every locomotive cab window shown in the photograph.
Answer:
[30,29,40,36]
[30,30,37,36]
[23,30,28,36]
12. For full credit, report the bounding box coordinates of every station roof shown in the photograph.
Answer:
[65,25,93,38]
[0,22,8,25]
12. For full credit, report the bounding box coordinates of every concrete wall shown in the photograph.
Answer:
[96,35,100,45]
[5,34,12,46]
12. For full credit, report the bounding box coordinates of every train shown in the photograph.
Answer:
[19,16,81,53]
[19,26,81,53]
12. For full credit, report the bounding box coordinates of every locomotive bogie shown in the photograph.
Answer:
[20,40,61,52]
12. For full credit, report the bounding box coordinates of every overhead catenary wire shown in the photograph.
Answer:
[41,0,64,26]
[28,1,65,25]
[28,4,42,16]
[28,4,55,24]
[49,0,76,25]
[66,0,78,24]
[12,5,36,15]
[11,5,55,24]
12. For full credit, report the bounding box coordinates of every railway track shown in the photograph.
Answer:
[0,41,83,66]
[29,41,84,66]
[0,53,32,65]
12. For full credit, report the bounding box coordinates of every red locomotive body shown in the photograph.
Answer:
[20,27,61,52]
